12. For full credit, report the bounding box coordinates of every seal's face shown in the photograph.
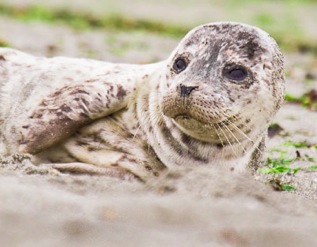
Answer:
[159,22,285,145]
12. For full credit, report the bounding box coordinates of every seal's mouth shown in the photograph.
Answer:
[173,113,210,125]
[174,114,192,120]
[171,113,250,145]
[173,114,206,125]
[161,95,229,125]
[173,113,235,127]
[173,114,209,128]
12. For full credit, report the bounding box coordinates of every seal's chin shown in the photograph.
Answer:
[160,97,249,144]
[171,114,249,145]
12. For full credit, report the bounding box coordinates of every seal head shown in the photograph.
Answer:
[159,22,285,146]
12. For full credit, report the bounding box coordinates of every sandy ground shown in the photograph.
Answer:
[1,2,317,247]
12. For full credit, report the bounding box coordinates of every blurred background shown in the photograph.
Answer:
[0,0,316,57]
[0,0,316,102]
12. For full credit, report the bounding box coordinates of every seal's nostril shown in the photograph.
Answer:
[180,85,198,97]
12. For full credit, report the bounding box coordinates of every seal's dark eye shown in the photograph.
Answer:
[173,58,187,73]
[224,66,248,81]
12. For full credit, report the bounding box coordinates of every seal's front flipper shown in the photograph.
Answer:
[19,78,134,154]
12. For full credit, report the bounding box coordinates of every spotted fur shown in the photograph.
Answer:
[0,22,285,180]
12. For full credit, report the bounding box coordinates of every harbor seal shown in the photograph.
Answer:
[0,22,285,181]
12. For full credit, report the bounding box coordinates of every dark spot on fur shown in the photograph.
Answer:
[87,147,98,152]
[116,85,127,100]
[61,104,72,113]
[76,140,88,146]
[79,112,89,118]
[161,125,172,140]
[219,120,230,127]
[181,133,191,145]
[245,129,251,134]
[192,155,209,163]
[0,55,5,61]
[237,31,254,41]
[238,34,261,60]
[263,78,270,85]
[265,64,272,70]
[51,90,62,97]
[216,143,223,149]
[22,125,29,129]
[56,111,63,117]
[75,89,89,95]
[81,98,89,107]
[160,125,184,157]
[145,165,153,171]
[32,113,42,118]
[208,41,221,64]
[19,138,29,145]
[184,37,194,46]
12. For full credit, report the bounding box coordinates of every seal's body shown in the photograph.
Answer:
[0,22,285,180]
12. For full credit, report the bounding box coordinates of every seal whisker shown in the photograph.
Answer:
[215,123,239,159]
[221,112,253,142]
[224,115,264,155]
[222,124,247,155]
[212,123,225,149]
